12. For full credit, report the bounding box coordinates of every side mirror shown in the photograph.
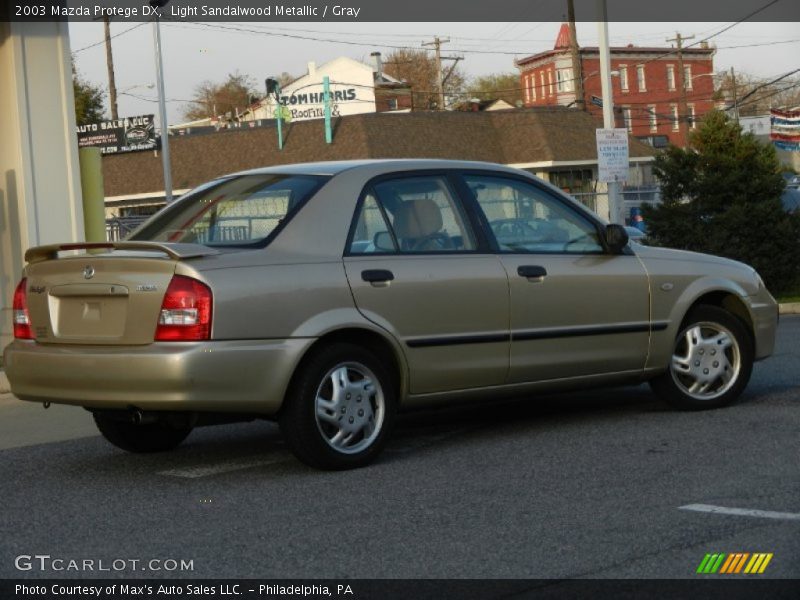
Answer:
[604,223,629,253]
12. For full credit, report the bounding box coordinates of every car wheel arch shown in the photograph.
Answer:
[280,327,407,416]
[682,291,755,346]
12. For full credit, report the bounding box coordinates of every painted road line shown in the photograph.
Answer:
[680,504,800,521]
[158,455,291,479]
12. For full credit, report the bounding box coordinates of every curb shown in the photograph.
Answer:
[779,302,800,315]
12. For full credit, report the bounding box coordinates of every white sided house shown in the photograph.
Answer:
[245,56,409,122]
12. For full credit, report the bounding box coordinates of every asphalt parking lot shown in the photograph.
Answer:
[1,317,797,580]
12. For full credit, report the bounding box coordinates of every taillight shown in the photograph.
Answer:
[154,275,212,341]
[13,278,34,340]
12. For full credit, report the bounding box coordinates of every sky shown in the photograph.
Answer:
[67,20,800,126]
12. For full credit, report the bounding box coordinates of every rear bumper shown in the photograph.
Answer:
[2,338,314,414]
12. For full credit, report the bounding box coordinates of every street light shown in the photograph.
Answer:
[119,83,155,94]
[150,0,172,203]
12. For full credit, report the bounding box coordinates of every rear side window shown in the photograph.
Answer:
[131,174,328,246]
[348,175,476,254]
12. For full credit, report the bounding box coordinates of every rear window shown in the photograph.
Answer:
[130,174,328,246]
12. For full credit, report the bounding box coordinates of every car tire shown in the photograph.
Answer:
[279,343,396,470]
[93,413,193,453]
[650,305,754,410]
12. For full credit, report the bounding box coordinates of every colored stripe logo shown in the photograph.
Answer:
[697,553,773,574]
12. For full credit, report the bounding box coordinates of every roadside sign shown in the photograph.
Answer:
[76,115,157,155]
[596,128,629,183]
[591,95,603,107]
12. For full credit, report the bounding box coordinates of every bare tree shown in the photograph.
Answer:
[183,72,258,121]
[467,73,523,106]
[716,71,800,117]
[382,48,466,110]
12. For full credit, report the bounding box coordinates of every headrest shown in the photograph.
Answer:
[393,199,443,239]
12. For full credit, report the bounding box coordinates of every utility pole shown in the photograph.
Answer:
[567,0,585,110]
[597,1,623,225]
[422,36,450,110]
[667,31,695,142]
[151,1,173,202]
[730,66,739,124]
[103,16,118,120]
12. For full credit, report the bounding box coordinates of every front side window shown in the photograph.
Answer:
[349,175,476,254]
[131,174,327,246]
[464,175,603,254]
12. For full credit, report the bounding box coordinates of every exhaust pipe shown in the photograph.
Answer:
[132,409,158,425]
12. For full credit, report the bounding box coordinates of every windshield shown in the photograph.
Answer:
[129,173,329,246]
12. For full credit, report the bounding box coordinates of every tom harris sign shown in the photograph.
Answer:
[76,115,157,155]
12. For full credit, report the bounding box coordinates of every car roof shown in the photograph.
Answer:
[230,159,530,178]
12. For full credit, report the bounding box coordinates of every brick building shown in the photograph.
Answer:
[516,24,716,147]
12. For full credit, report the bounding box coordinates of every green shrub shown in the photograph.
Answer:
[643,110,800,295]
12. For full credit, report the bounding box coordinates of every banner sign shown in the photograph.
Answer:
[76,115,157,154]
[770,108,800,153]
[596,128,630,183]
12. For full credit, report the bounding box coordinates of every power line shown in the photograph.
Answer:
[72,22,147,53]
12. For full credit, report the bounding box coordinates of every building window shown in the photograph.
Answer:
[684,65,693,90]
[667,65,676,91]
[540,72,546,97]
[649,105,657,131]
[637,65,646,91]
[622,107,633,132]
[619,65,629,92]
[524,76,530,103]
[548,70,554,95]
[688,103,696,128]
[388,98,398,110]
[556,68,573,92]
[530,75,536,101]
[671,104,679,131]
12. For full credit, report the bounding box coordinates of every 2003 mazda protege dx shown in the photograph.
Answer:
[4,160,778,469]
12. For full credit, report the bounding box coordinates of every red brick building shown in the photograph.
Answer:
[516,24,716,147]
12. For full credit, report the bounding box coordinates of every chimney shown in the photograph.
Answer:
[307,61,316,77]
[371,52,383,79]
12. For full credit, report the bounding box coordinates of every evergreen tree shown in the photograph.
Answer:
[643,110,800,294]
[72,61,106,125]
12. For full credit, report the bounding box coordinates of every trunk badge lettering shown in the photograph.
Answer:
[136,284,158,292]
[83,265,95,279]
[29,285,46,294]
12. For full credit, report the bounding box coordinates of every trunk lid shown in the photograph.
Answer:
[23,242,217,345]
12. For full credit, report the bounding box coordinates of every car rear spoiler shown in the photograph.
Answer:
[24,242,220,264]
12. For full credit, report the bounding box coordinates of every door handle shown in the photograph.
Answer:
[361,269,394,285]
[517,265,547,280]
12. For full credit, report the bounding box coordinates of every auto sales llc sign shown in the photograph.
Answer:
[76,115,157,154]
[596,128,629,183]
